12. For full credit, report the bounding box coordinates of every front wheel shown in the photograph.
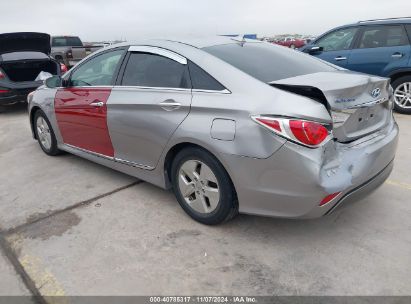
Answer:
[34,110,62,156]
[392,75,411,114]
[171,147,238,225]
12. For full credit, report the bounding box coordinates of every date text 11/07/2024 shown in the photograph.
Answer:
[149,296,257,303]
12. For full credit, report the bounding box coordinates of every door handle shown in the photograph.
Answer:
[334,56,347,61]
[392,53,404,58]
[90,101,104,107]
[159,99,181,111]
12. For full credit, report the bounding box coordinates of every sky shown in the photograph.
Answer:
[2,0,410,42]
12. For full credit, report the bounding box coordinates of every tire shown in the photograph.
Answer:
[171,147,238,225]
[33,110,61,156]
[290,44,296,49]
[392,75,411,114]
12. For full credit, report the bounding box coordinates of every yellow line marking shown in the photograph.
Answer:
[386,180,411,191]
[7,233,67,303]
[19,254,67,298]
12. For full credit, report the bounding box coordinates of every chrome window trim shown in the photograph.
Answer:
[64,144,154,170]
[111,86,231,94]
[128,45,187,65]
[62,85,115,89]
[192,88,231,94]
[112,85,191,93]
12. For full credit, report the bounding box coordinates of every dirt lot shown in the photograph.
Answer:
[0,103,410,298]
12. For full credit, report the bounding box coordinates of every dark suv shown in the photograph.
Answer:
[301,17,411,114]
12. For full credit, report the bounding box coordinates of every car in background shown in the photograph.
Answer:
[51,36,100,68]
[274,37,306,49]
[0,32,62,110]
[300,17,411,114]
[28,38,398,224]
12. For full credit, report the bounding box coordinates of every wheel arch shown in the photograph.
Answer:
[163,142,237,196]
[29,106,42,139]
[388,69,411,83]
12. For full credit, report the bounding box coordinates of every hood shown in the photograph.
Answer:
[0,32,51,55]
[270,71,391,111]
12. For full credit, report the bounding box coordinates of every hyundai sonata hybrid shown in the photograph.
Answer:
[28,37,399,224]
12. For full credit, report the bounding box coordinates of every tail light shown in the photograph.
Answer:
[0,88,10,94]
[0,70,5,79]
[252,116,331,147]
[60,63,68,73]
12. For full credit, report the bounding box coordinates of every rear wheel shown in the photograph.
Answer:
[392,75,411,114]
[34,110,61,156]
[290,44,296,49]
[171,147,238,225]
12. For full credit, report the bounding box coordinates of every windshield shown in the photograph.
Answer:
[52,37,83,47]
[203,42,337,82]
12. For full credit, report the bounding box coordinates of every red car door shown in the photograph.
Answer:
[53,48,125,157]
[54,87,114,157]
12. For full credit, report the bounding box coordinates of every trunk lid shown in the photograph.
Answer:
[0,32,51,55]
[270,71,392,143]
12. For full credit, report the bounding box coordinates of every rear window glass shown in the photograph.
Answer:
[203,42,337,82]
[0,52,48,61]
[52,37,83,47]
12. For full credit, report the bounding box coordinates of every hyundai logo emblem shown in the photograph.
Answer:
[371,88,381,99]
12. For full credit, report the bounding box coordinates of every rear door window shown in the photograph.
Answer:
[121,52,190,88]
[358,25,409,49]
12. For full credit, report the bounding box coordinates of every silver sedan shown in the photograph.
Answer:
[28,37,399,224]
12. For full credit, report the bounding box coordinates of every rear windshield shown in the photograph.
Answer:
[52,37,83,47]
[203,42,337,82]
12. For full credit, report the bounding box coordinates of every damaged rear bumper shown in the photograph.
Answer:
[222,119,399,218]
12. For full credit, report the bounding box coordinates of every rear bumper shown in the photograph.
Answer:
[324,160,393,216]
[222,118,399,218]
[0,81,42,105]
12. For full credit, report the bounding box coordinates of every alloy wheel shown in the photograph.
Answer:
[394,82,411,109]
[178,160,220,214]
[36,116,52,150]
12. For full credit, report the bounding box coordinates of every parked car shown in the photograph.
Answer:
[0,32,62,110]
[28,38,398,224]
[300,17,411,114]
[274,37,306,49]
[51,36,93,68]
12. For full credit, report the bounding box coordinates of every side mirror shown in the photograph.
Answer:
[44,76,63,88]
[308,46,323,54]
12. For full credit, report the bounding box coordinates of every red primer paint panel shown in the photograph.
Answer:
[55,87,114,157]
